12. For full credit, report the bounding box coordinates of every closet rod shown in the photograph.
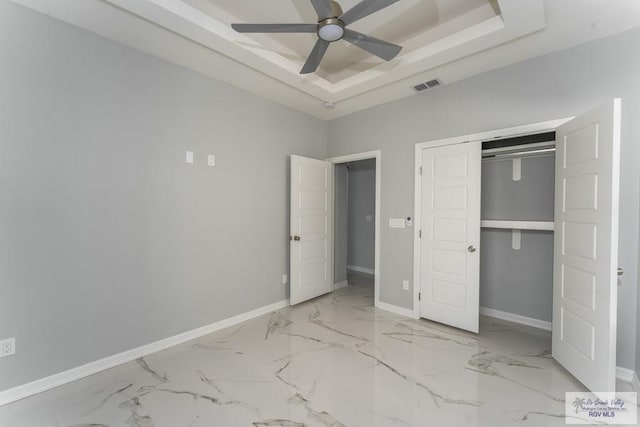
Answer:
[482,141,555,158]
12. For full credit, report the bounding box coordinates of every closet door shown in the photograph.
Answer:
[419,141,481,333]
[552,99,621,393]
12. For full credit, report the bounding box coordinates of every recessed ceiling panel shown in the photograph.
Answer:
[187,0,498,80]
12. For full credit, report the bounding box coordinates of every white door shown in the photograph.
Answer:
[290,155,333,305]
[552,99,621,393]
[419,141,482,333]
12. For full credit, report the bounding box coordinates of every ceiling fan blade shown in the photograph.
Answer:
[301,39,330,74]
[343,29,402,61]
[231,23,317,33]
[340,0,400,26]
[310,0,334,19]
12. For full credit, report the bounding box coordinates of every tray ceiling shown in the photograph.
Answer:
[185,0,497,81]
[9,0,640,119]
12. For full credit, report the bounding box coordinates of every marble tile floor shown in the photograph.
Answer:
[0,286,634,427]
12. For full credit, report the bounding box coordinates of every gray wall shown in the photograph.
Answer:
[347,159,376,272]
[480,155,555,322]
[334,164,348,283]
[327,28,640,370]
[481,156,555,221]
[480,230,554,322]
[0,2,327,392]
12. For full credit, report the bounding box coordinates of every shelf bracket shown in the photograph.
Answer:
[512,158,522,181]
[512,229,521,250]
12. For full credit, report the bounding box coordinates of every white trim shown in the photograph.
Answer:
[480,307,552,331]
[615,366,637,384]
[480,220,555,231]
[326,151,381,164]
[0,299,288,407]
[616,366,634,383]
[376,301,419,319]
[334,280,349,289]
[328,150,381,308]
[415,118,572,152]
[413,118,573,319]
[347,265,375,275]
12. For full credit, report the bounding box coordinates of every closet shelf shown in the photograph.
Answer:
[481,220,554,231]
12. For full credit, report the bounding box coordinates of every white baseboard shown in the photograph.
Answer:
[615,366,640,387]
[376,301,419,319]
[480,307,552,331]
[347,265,374,275]
[334,280,349,289]
[0,299,289,407]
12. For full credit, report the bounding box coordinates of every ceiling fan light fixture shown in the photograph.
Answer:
[318,18,345,42]
[231,0,403,74]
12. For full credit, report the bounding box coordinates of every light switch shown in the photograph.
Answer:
[402,280,409,291]
[185,151,194,164]
[389,218,405,229]
[208,155,215,167]
[365,214,373,222]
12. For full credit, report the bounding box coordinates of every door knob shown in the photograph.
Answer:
[292,235,301,241]
[468,245,477,253]
[617,268,624,276]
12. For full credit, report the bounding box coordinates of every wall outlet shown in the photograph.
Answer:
[207,155,216,167]
[0,337,15,358]
[402,280,410,291]
[282,274,288,284]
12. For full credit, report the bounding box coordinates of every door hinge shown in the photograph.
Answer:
[418,292,421,301]
[419,166,422,175]
[419,229,422,238]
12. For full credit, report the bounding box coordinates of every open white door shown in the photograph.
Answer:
[552,99,621,393]
[290,155,333,305]
[419,141,481,333]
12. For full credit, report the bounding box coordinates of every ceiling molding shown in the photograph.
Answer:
[96,0,545,101]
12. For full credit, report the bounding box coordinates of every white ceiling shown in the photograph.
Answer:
[10,0,640,120]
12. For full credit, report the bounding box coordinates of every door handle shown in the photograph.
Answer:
[617,268,624,276]
[291,235,301,241]
[468,245,477,253]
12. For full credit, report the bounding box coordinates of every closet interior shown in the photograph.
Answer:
[479,131,557,328]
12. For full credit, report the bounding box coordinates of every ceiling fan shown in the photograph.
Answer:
[231,0,403,74]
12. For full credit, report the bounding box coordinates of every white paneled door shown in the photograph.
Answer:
[552,99,621,393]
[419,142,482,333]
[290,155,333,305]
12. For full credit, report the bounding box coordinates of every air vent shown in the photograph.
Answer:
[425,79,441,88]
[413,78,442,92]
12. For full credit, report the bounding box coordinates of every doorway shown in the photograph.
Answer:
[329,151,381,306]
